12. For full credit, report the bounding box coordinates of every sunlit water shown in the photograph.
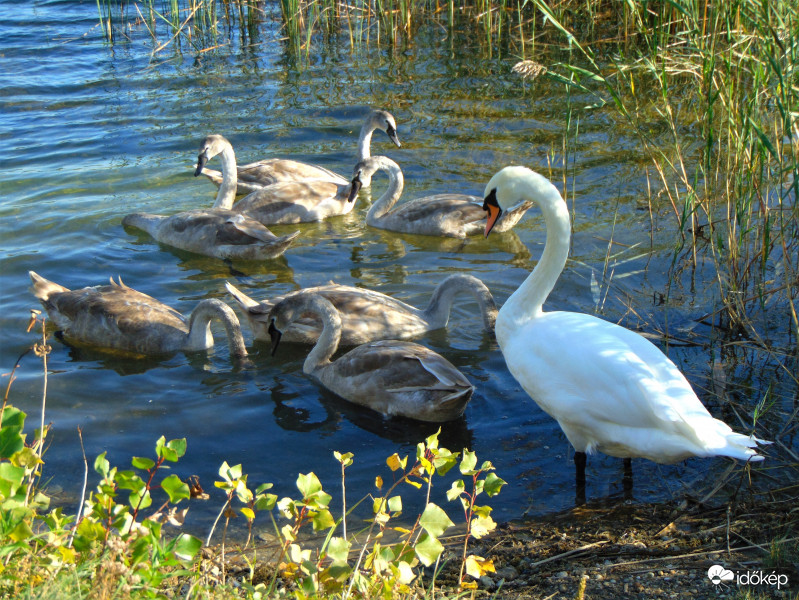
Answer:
[1,1,793,539]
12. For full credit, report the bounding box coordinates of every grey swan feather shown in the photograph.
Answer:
[268,293,473,422]
[123,135,300,259]
[349,155,533,238]
[193,134,362,225]
[29,271,248,359]
[225,274,497,346]
[198,110,401,194]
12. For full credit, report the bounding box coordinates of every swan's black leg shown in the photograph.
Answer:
[622,457,633,501]
[575,451,587,505]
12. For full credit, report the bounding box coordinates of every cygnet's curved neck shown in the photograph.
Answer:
[295,295,342,374]
[186,299,248,357]
[423,274,498,331]
[365,157,404,225]
[357,120,378,162]
[213,145,239,209]
[500,171,571,330]
[121,213,165,237]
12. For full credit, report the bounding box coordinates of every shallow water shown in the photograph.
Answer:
[1,2,792,539]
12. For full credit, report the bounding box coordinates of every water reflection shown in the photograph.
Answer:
[0,3,792,530]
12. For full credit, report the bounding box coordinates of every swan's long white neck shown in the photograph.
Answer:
[356,122,378,161]
[496,169,571,342]
[186,299,248,357]
[212,146,239,210]
[297,296,342,374]
[365,157,404,225]
[423,274,498,330]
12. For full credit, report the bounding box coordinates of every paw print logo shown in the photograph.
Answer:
[707,565,734,585]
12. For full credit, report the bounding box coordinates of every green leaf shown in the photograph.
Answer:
[0,406,26,459]
[173,533,202,562]
[161,474,190,504]
[327,536,350,565]
[483,473,506,497]
[166,438,187,459]
[447,479,465,502]
[414,532,444,567]
[333,451,354,467]
[8,520,34,542]
[116,471,145,493]
[93,452,110,477]
[0,463,26,499]
[255,482,273,494]
[419,503,454,538]
[459,449,477,474]
[432,448,458,475]
[388,495,402,513]
[129,489,152,510]
[296,472,323,499]
[131,456,155,470]
[254,493,277,512]
[312,509,335,531]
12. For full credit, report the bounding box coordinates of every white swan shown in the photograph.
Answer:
[122,211,300,260]
[198,110,401,194]
[482,166,768,487]
[267,293,473,422]
[29,271,248,359]
[225,274,497,345]
[349,156,533,238]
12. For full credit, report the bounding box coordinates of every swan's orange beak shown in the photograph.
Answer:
[483,189,501,237]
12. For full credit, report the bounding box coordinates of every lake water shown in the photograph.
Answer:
[1,1,792,539]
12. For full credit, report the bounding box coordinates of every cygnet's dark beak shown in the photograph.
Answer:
[194,151,209,177]
[348,174,363,203]
[483,189,502,238]
[386,124,401,149]
[268,319,282,357]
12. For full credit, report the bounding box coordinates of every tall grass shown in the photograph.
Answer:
[96,0,263,51]
[95,0,798,363]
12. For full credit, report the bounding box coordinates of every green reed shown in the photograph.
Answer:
[537,0,798,354]
[96,0,261,51]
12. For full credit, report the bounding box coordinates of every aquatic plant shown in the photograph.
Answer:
[0,320,506,598]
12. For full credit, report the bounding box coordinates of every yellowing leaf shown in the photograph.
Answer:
[470,514,497,539]
[465,555,495,579]
[461,581,478,589]
[386,453,407,472]
[375,475,383,490]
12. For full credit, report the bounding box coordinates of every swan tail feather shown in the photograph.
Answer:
[29,271,69,300]
[225,281,260,310]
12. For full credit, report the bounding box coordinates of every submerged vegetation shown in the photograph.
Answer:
[97,0,798,366]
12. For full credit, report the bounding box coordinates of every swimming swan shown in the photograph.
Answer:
[29,271,248,359]
[349,155,533,238]
[198,110,401,194]
[225,274,498,345]
[268,293,474,422]
[122,211,300,261]
[231,177,355,225]
[481,166,769,490]
[122,136,300,259]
